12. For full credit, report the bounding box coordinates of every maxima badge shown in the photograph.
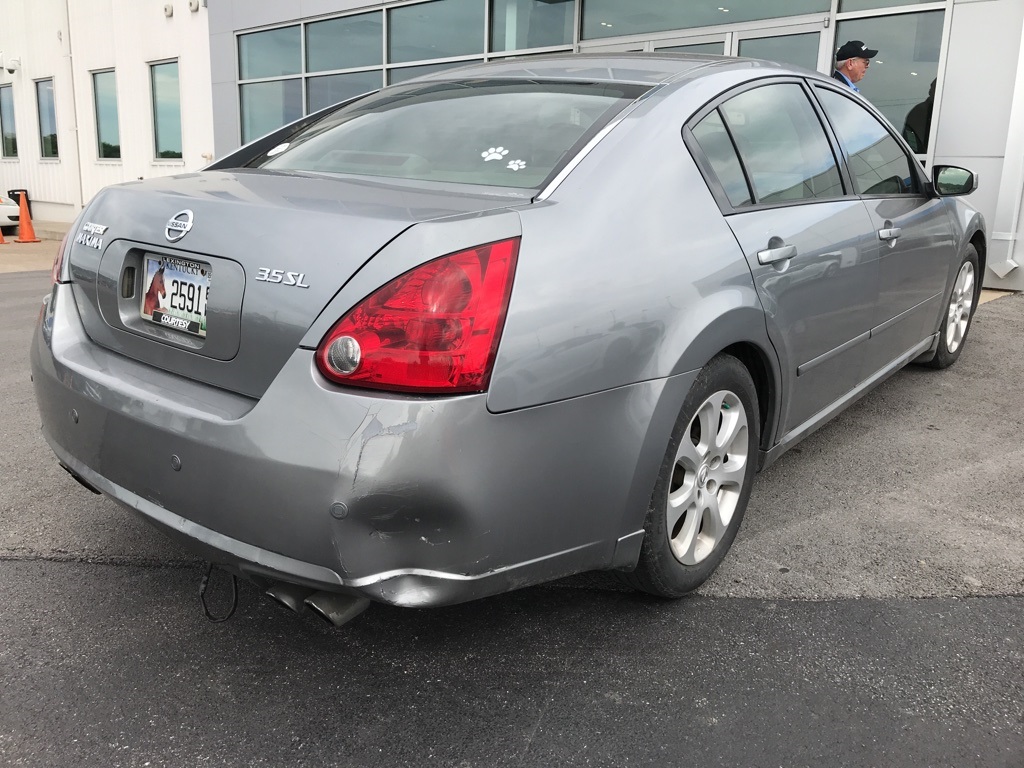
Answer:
[165,210,194,242]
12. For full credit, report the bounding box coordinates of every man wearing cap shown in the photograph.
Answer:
[833,40,878,92]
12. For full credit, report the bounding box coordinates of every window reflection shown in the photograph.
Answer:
[490,0,574,52]
[307,13,382,72]
[37,79,59,158]
[389,0,485,63]
[240,79,302,143]
[737,33,819,70]
[239,26,301,79]
[720,84,843,203]
[816,87,917,195]
[308,71,382,113]
[835,11,942,152]
[582,0,829,40]
[151,62,182,158]
[93,70,120,159]
[1,85,18,157]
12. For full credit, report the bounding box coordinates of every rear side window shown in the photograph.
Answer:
[815,87,919,196]
[691,110,752,208]
[718,83,844,204]
[260,79,646,189]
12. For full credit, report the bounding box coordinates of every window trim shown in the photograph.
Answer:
[0,84,16,159]
[35,77,59,159]
[810,81,931,200]
[684,75,850,215]
[91,68,121,161]
[149,58,184,161]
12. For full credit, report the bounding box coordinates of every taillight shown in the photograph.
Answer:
[50,233,69,285]
[316,237,520,394]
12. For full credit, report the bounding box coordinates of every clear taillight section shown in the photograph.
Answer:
[315,237,520,394]
[50,234,69,285]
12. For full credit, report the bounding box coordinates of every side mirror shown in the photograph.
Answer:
[932,165,978,196]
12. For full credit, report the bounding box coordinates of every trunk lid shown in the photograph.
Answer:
[67,170,525,398]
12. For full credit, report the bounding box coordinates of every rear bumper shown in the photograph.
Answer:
[31,284,684,606]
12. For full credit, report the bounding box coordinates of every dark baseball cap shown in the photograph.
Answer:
[835,40,878,60]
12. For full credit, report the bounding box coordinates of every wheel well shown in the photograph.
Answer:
[970,232,987,292]
[721,342,774,453]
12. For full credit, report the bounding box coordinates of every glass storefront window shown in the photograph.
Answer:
[37,79,58,158]
[655,42,725,55]
[835,11,942,152]
[389,0,485,63]
[490,0,575,52]
[582,0,829,40]
[388,60,477,85]
[307,13,383,73]
[239,26,301,79]
[308,71,382,113]
[93,70,120,159]
[840,0,935,11]
[151,61,182,159]
[737,33,819,70]
[240,79,303,143]
[0,85,16,157]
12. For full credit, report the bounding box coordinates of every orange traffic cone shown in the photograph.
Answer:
[14,192,40,243]
[0,223,7,245]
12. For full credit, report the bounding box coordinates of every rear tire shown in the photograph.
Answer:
[622,354,760,598]
[923,244,979,369]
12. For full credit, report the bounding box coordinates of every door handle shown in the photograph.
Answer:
[757,243,797,265]
[878,227,902,241]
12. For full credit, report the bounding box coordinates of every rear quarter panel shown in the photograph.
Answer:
[487,71,776,414]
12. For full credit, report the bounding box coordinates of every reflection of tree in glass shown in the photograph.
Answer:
[100,142,121,159]
[43,134,59,157]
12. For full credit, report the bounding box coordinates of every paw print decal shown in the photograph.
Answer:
[507,160,526,171]
[481,147,509,161]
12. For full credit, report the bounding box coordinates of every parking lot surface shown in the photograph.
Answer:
[2,257,1022,766]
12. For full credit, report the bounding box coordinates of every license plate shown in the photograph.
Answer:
[141,255,211,338]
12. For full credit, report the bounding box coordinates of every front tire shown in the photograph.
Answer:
[623,354,760,598]
[924,244,979,369]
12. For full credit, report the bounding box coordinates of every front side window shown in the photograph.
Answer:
[718,83,844,204]
[0,86,15,157]
[36,79,58,158]
[816,87,918,196]
[93,70,120,159]
[261,79,646,189]
[151,61,182,159]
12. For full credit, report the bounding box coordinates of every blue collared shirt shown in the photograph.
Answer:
[833,70,860,92]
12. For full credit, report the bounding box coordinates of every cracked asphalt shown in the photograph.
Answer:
[2,264,1022,767]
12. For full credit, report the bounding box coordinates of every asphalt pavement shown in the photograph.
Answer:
[1,246,1022,766]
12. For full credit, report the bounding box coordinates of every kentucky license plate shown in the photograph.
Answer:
[141,255,210,337]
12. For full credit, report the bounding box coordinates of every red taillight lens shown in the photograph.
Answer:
[50,234,69,286]
[316,237,520,394]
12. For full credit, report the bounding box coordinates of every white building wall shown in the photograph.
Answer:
[933,0,1024,289]
[0,0,213,225]
[0,0,80,222]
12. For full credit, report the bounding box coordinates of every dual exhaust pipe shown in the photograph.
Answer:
[265,582,369,628]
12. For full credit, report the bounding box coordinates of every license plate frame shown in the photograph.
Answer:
[140,255,211,338]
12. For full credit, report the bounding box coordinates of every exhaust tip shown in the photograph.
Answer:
[264,583,316,614]
[304,592,371,628]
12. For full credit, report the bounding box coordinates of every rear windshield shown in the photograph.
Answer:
[258,79,647,189]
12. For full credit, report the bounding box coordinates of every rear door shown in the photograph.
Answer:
[687,80,879,437]
[814,85,955,372]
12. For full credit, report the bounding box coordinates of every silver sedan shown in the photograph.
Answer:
[31,54,984,624]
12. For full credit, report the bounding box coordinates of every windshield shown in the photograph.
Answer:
[259,79,648,189]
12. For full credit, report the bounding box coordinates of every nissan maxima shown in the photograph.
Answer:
[31,54,984,624]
